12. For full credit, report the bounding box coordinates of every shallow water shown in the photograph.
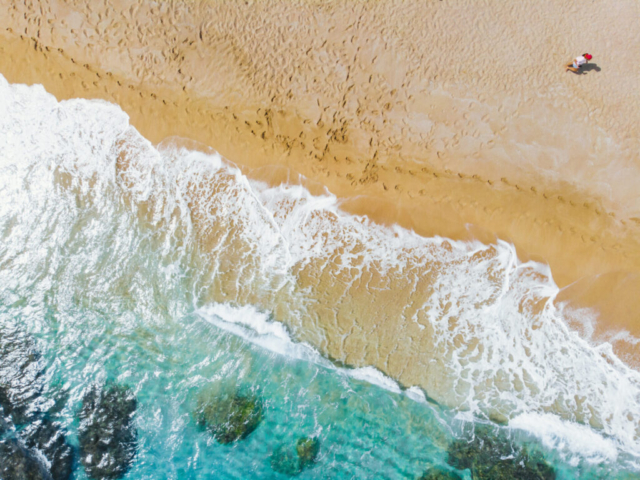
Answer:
[0,74,639,479]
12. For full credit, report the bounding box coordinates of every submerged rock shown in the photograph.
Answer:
[78,384,137,480]
[1,324,75,479]
[0,407,10,435]
[0,324,46,425]
[270,436,320,476]
[419,466,463,480]
[194,388,263,444]
[22,416,74,480]
[296,437,320,468]
[447,428,555,480]
[0,437,53,480]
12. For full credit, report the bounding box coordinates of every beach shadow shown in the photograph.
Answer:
[569,63,601,75]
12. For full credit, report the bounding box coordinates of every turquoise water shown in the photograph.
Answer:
[2,301,452,479]
[1,75,639,479]
[0,256,631,480]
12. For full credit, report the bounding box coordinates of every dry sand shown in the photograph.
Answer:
[1,0,640,363]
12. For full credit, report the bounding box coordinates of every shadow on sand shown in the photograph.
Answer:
[568,63,601,75]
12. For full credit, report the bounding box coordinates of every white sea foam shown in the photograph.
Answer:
[198,303,332,368]
[405,386,428,404]
[346,366,403,394]
[198,303,408,396]
[2,73,640,469]
[510,412,619,465]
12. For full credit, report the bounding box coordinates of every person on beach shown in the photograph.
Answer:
[566,53,592,73]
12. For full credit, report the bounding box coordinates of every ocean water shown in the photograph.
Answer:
[0,73,639,479]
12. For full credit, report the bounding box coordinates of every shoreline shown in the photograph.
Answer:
[1,0,640,361]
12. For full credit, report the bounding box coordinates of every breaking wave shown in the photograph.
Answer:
[1,74,639,473]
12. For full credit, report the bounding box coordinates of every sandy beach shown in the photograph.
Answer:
[2,0,640,368]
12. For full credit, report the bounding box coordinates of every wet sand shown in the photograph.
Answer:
[1,0,640,361]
